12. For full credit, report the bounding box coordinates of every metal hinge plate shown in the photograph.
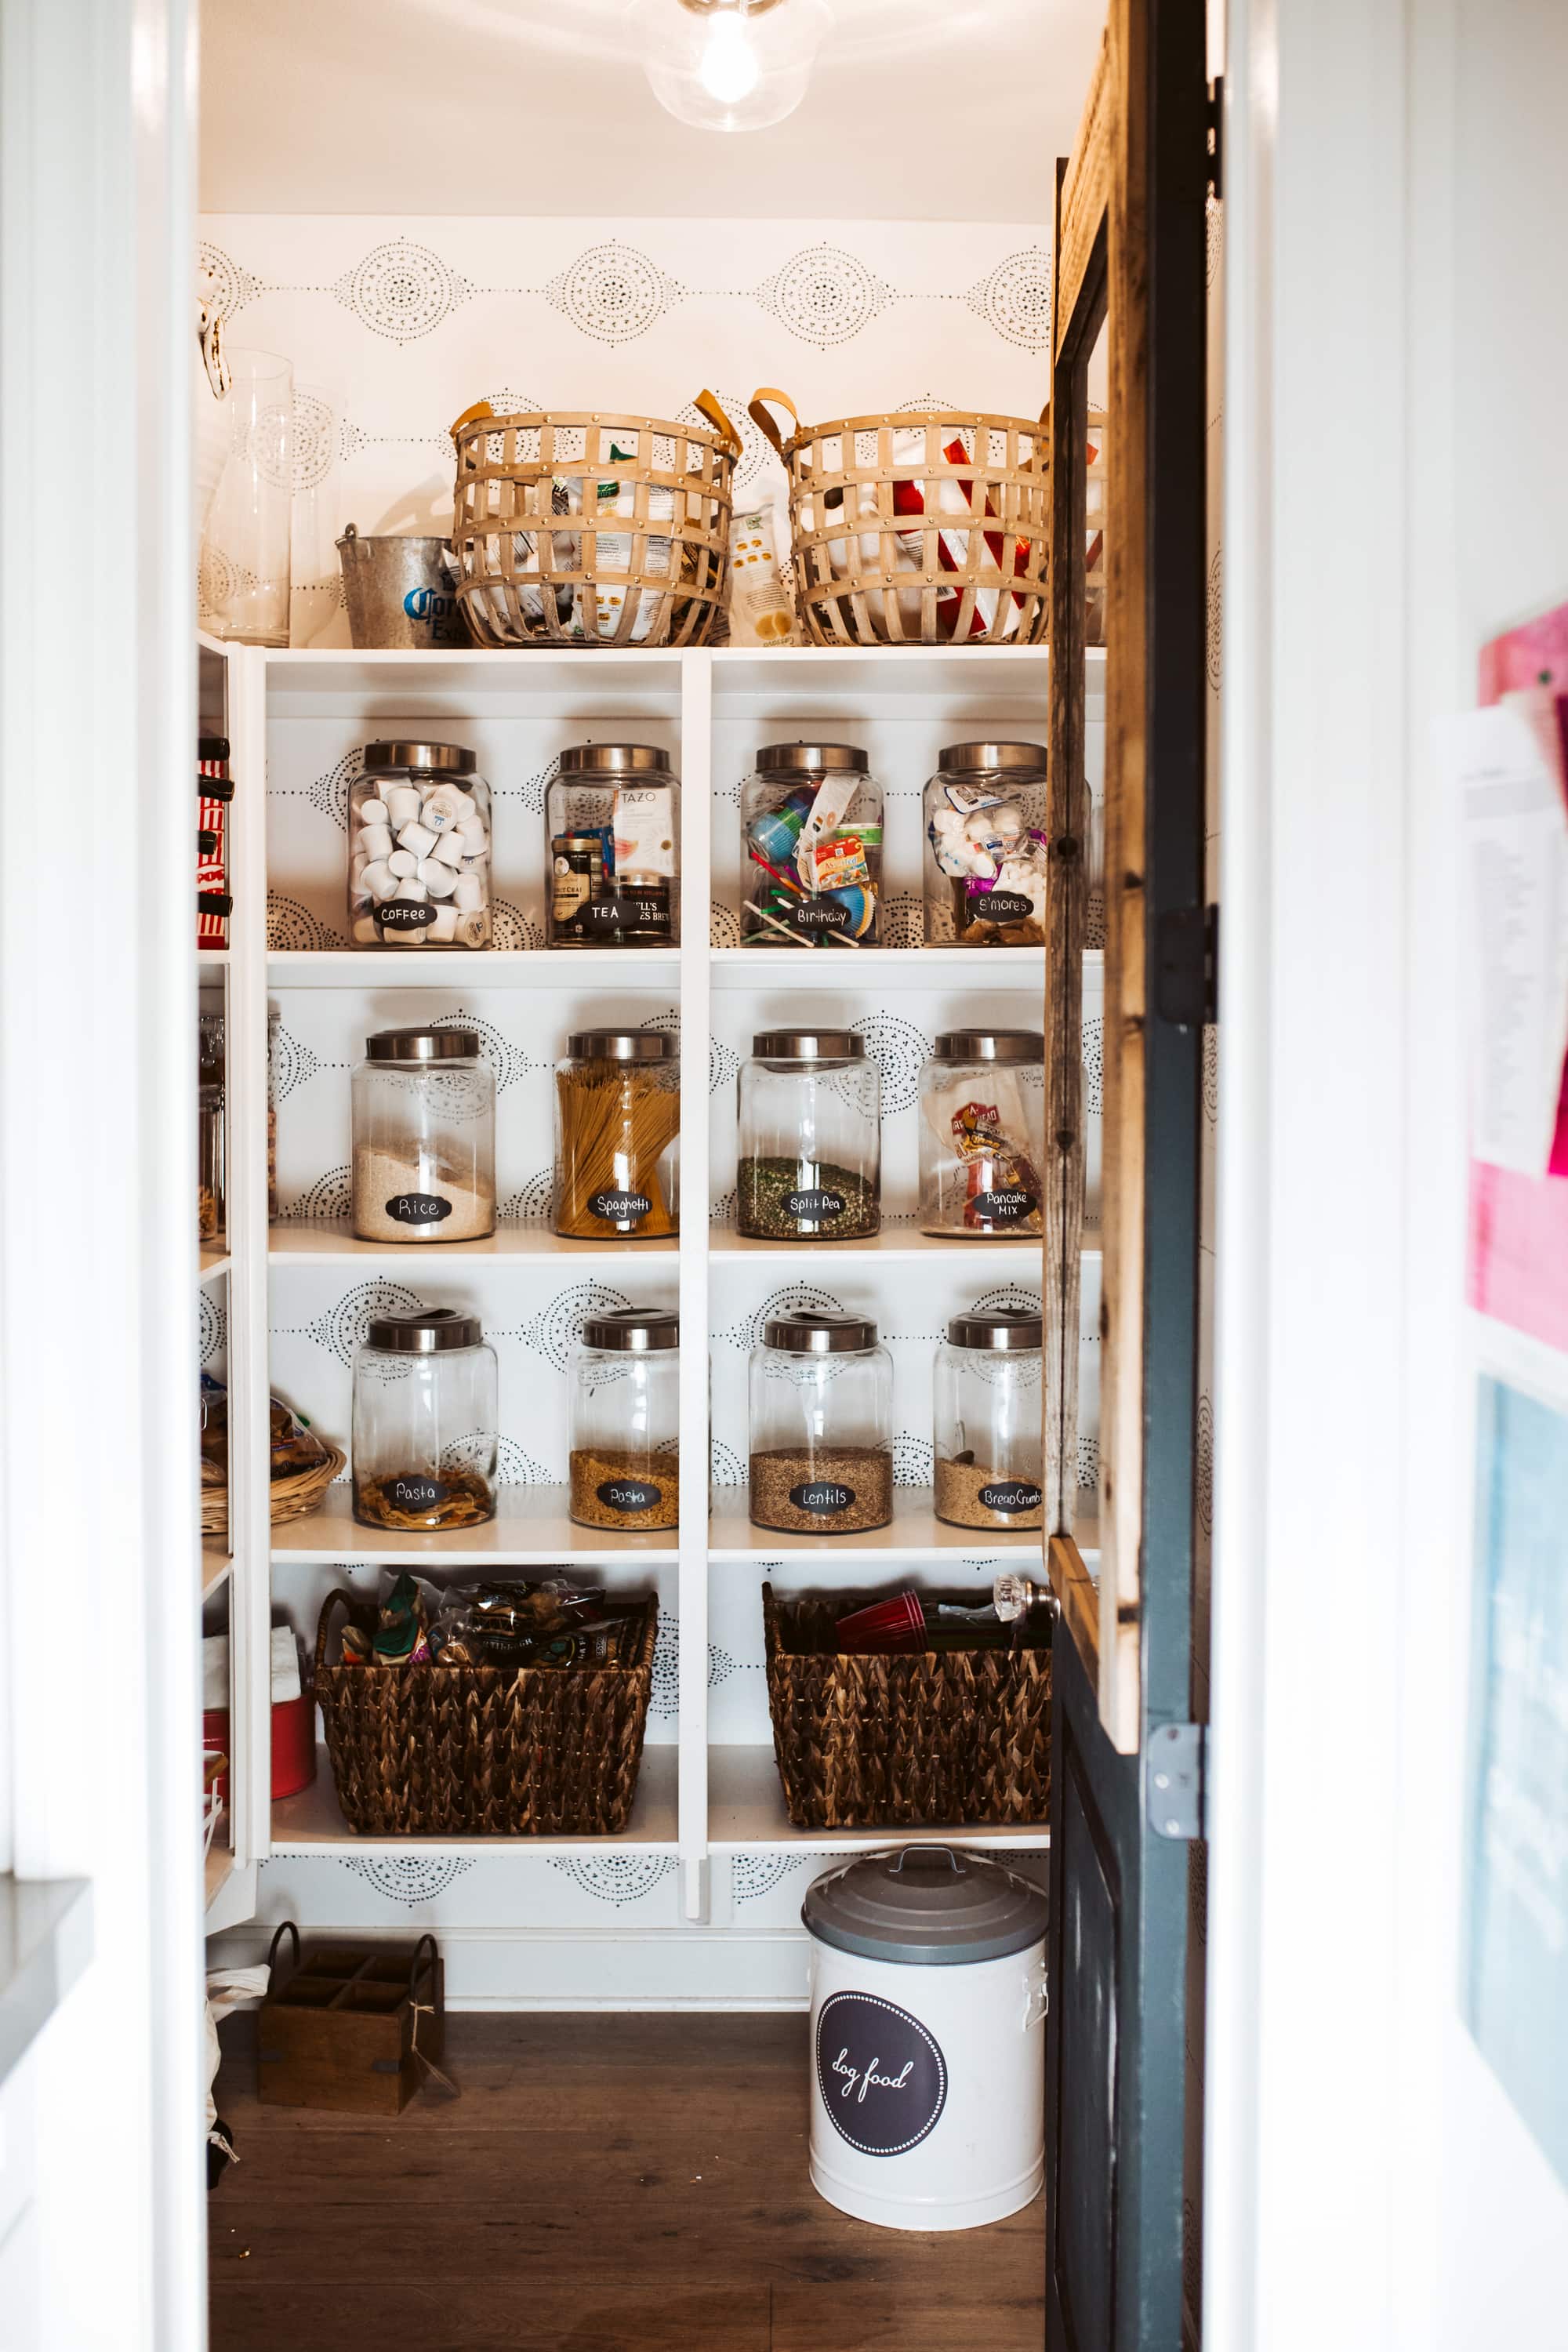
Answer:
[1155,902,1219,1029]
[1207,76,1225,201]
[1148,1722,1207,1841]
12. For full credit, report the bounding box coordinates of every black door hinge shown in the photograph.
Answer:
[1207,76,1224,201]
[1148,1722,1207,1842]
[1155,902,1218,1029]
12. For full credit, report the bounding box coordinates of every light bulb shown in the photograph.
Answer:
[634,0,832,134]
[699,13,761,105]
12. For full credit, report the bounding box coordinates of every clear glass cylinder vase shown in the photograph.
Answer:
[199,347,294,648]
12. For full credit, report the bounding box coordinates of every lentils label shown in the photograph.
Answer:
[979,1479,1044,1514]
[388,1475,447,1512]
[596,1478,662,1514]
[968,888,1035,924]
[378,899,436,931]
[589,1189,653,1224]
[789,1480,855,1514]
[384,1192,452,1225]
[784,1188,847,1221]
[979,1187,1038,1224]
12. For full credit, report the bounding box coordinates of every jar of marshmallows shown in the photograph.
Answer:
[347,740,492,949]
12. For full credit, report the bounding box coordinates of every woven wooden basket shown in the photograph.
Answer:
[449,397,739,648]
[763,1584,1051,1830]
[314,1589,658,1837]
[201,1444,346,1541]
[749,390,1051,648]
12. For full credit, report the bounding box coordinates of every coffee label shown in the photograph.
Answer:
[815,1991,948,2158]
[785,1189,847,1221]
[597,1478,662,1514]
[789,898,851,935]
[378,899,436,931]
[979,1479,1044,1514]
[384,1192,452,1226]
[589,1189,652,1225]
[789,1481,855,1514]
[978,1187,1037,1224]
[968,888,1036,923]
[387,1475,446,1512]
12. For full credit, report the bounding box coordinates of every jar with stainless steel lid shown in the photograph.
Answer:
[350,1026,496,1243]
[932,1308,1044,1530]
[546,742,680,948]
[735,1029,880,1241]
[569,1308,680,1532]
[739,742,881,948]
[554,1028,681,1240]
[918,1029,1045,1237]
[348,739,493,949]
[748,1310,892,1534]
[923,740,1048,946]
[351,1308,499,1531]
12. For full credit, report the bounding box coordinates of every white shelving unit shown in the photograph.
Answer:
[216,638,1105,1922]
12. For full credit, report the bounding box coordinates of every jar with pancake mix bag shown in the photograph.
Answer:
[918,1030,1045,1238]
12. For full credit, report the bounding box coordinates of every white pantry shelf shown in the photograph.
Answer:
[204,1838,234,1911]
[706,1748,1051,1857]
[268,947,681,989]
[710,945,1054,991]
[201,1546,232,1601]
[198,1248,230,1282]
[270,1221,678,1269]
[710,1225,1102,1266]
[270,1744,679,1857]
[272,1485,680,1567]
[708,1489,1080,1563]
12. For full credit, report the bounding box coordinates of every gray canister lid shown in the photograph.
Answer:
[802,1846,1048,1965]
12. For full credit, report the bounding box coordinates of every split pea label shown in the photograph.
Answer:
[784,1189,846,1220]
[815,1991,948,2158]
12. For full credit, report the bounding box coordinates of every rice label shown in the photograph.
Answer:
[387,1475,446,1512]
[789,1480,855,1514]
[815,1991,948,2158]
[785,1189,847,1220]
[967,887,1035,922]
[979,1479,1044,1514]
[979,1187,1038,1223]
[589,1189,652,1224]
[597,1478,662,1514]
[384,1192,452,1226]
[378,900,436,931]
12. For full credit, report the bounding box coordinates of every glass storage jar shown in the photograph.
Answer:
[748,1310,893,1534]
[351,1307,499,1531]
[933,1309,1044,1530]
[568,1308,680,1532]
[348,739,492,950]
[919,1029,1046,1238]
[735,1029,880,1241]
[739,742,882,948]
[554,1029,680,1240]
[350,1025,496,1243]
[923,740,1049,945]
[546,742,679,948]
[198,1010,224,1246]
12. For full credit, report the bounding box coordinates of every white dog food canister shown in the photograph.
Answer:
[802,1845,1049,2231]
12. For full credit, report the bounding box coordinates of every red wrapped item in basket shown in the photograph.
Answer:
[198,735,233,948]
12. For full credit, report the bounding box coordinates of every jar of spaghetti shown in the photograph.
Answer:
[569,1308,680,1531]
[933,1309,1044,1530]
[546,743,679,948]
[554,1029,680,1240]
[919,1030,1046,1236]
[748,1310,892,1534]
[351,1308,498,1531]
[923,741,1049,945]
[739,742,881,948]
[735,1029,880,1241]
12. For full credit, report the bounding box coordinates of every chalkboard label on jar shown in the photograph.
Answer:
[785,1188,847,1221]
[789,1481,855,1514]
[815,1991,948,2158]
[378,900,436,931]
[969,889,1036,924]
[979,1479,1044,1514]
[388,1475,447,1512]
[597,1479,662,1514]
[790,898,851,935]
[579,895,671,937]
[978,1188,1038,1224]
[384,1192,452,1226]
[589,1189,652,1225]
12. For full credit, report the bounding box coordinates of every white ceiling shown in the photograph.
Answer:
[199,0,1104,222]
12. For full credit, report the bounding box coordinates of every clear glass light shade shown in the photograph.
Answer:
[633,0,831,132]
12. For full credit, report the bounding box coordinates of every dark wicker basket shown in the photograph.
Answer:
[763,1583,1052,1831]
[314,1589,657,1838]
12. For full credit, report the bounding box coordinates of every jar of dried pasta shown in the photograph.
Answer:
[918,1030,1046,1237]
[554,1029,680,1240]
[351,1308,498,1531]
[933,1309,1044,1530]
[569,1308,680,1531]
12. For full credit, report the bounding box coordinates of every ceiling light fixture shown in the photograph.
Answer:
[633,0,832,133]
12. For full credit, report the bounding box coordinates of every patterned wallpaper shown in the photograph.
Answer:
[197,216,1052,644]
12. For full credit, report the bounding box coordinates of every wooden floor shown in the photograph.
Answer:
[209,2011,1044,2351]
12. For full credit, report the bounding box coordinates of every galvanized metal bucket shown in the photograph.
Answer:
[336,524,467,648]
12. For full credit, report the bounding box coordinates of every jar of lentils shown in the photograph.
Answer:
[748,1310,892,1534]
[735,1029,880,1241]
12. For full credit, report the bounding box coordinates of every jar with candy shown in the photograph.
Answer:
[348,741,492,949]
[735,1029,880,1242]
[923,740,1049,945]
[546,742,680,948]
[568,1308,680,1532]
[350,1026,496,1243]
[351,1308,498,1531]
[554,1029,681,1240]
[748,1310,893,1535]
[933,1309,1044,1531]
[919,1030,1045,1237]
[739,742,880,948]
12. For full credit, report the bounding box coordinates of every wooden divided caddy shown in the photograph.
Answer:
[256,1921,445,2114]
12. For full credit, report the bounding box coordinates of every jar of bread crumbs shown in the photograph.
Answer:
[569,1308,680,1531]
[932,1309,1044,1530]
[351,1308,498,1531]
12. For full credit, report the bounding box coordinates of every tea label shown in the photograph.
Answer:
[979,1479,1044,1514]
[789,1481,855,1514]
[597,1479,661,1514]
[815,1991,948,2158]
[384,1192,452,1225]
[785,1189,847,1221]
[589,1189,652,1224]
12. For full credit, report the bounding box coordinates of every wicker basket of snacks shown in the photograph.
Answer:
[749,390,1051,648]
[448,395,740,648]
[763,1583,1051,1829]
[199,1380,343,1539]
[314,1581,658,1837]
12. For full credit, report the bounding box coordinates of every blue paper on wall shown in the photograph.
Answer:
[1463,1374,1568,2187]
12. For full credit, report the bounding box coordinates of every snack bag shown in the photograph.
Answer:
[728,505,796,645]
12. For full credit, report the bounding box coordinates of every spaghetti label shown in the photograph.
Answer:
[589,1189,652,1225]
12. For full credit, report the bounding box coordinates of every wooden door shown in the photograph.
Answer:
[1042,2,1210,2344]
